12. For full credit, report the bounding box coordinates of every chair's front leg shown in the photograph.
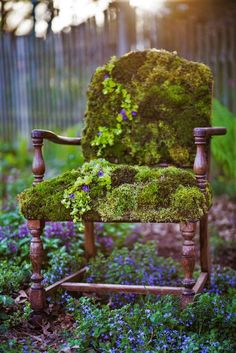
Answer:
[28,220,46,323]
[180,222,196,307]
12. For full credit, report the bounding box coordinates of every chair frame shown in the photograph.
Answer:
[27,126,226,322]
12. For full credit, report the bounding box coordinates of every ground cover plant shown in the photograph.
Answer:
[0,206,236,352]
[0,102,236,352]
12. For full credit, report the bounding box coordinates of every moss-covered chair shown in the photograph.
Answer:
[19,49,226,320]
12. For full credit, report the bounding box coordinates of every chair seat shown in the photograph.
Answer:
[19,163,211,223]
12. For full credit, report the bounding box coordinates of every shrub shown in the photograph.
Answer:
[211,99,236,197]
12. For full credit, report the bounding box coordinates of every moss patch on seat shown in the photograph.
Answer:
[82,49,213,166]
[19,161,211,223]
[19,170,81,221]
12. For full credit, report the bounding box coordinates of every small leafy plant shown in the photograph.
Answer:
[91,58,138,156]
[62,159,112,222]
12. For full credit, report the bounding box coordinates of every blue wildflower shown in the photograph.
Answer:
[131,110,137,117]
[104,74,109,80]
[69,193,75,199]
[97,131,102,136]
[120,109,128,120]
[82,185,90,192]
[98,170,104,177]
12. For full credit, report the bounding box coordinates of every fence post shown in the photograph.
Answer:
[115,1,136,56]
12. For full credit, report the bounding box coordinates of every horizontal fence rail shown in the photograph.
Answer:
[0,3,235,143]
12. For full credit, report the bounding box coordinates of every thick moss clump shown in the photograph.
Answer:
[19,170,80,221]
[82,49,213,166]
[19,164,211,223]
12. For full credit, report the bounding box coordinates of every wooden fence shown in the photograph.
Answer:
[0,4,235,142]
[0,7,119,142]
[137,11,236,115]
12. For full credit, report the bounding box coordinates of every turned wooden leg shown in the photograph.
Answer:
[180,222,196,307]
[84,222,96,260]
[28,220,46,322]
[200,214,211,278]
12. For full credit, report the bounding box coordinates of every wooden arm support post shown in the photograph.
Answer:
[193,127,226,192]
[193,126,226,284]
[31,129,81,185]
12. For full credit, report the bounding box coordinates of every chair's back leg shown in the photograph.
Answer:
[84,222,96,260]
[199,214,211,276]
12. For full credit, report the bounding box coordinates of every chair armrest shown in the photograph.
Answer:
[193,126,226,193]
[31,129,82,145]
[31,129,81,185]
[193,127,227,137]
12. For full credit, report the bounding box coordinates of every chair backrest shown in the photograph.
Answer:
[82,49,213,167]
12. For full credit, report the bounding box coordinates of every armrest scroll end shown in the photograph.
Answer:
[194,127,227,138]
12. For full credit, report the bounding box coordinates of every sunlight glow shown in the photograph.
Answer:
[6,1,32,32]
[130,0,165,12]
[15,18,33,36]
[51,0,110,33]
[4,0,111,36]
[35,20,48,38]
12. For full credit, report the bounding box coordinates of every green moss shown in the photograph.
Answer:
[111,51,148,84]
[98,184,137,221]
[169,146,189,166]
[136,182,159,209]
[19,51,214,223]
[19,163,211,223]
[82,49,212,166]
[170,186,208,219]
[110,165,136,187]
[19,170,80,221]
[134,165,195,185]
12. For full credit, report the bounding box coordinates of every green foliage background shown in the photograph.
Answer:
[211,99,236,197]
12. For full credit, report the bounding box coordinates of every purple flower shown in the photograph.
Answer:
[95,223,104,234]
[69,193,75,199]
[18,223,29,238]
[131,111,137,117]
[97,131,102,136]
[122,115,128,121]
[120,108,126,115]
[82,185,90,192]
[97,235,113,250]
[8,242,17,253]
[104,74,109,80]
[98,170,104,177]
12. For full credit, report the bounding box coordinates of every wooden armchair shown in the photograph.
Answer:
[19,50,226,322]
